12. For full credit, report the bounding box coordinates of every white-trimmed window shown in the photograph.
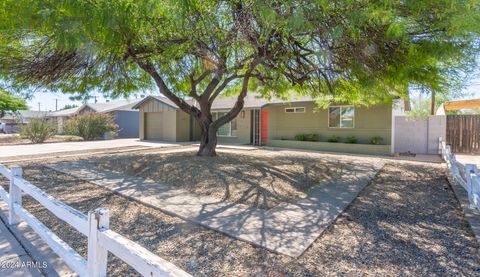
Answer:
[329,106,354,128]
[285,107,306,113]
[213,112,238,137]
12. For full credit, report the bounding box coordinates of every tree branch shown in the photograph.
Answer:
[135,59,201,116]
[212,60,259,129]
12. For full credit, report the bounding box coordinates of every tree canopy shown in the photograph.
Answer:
[0,89,27,117]
[0,0,479,155]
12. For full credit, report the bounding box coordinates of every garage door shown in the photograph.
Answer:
[144,112,165,140]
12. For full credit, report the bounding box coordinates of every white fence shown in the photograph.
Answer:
[0,164,191,277]
[439,137,480,209]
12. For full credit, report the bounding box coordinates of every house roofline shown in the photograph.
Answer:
[132,95,179,110]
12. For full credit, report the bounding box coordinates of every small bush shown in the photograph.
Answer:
[64,113,118,141]
[345,136,358,144]
[304,133,320,142]
[369,136,384,145]
[327,135,340,143]
[20,119,56,143]
[294,134,306,141]
[294,133,320,142]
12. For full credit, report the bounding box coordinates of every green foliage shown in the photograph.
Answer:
[19,119,56,143]
[0,0,478,104]
[448,108,480,115]
[0,89,27,117]
[294,134,306,141]
[406,98,431,119]
[305,133,320,142]
[345,136,358,144]
[294,133,319,142]
[64,113,117,140]
[327,135,341,143]
[369,136,384,145]
[62,104,78,110]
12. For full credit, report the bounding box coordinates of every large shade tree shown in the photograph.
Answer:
[0,0,479,156]
[0,89,27,118]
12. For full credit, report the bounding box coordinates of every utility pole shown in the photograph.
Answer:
[431,89,436,115]
[38,102,41,111]
[94,95,98,103]
[55,99,58,111]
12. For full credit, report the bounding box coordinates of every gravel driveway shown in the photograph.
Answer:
[0,160,478,276]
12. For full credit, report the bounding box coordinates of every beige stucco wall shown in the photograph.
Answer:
[176,110,192,141]
[217,109,252,144]
[266,102,392,144]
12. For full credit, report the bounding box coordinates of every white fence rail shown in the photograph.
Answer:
[439,137,480,209]
[0,163,191,277]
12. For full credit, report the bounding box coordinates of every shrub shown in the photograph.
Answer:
[345,136,358,144]
[327,135,340,143]
[64,113,118,141]
[20,119,56,143]
[294,134,306,141]
[294,133,320,142]
[304,133,320,142]
[369,136,384,145]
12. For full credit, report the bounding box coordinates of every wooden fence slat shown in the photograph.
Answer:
[13,203,88,276]
[98,229,192,277]
[13,176,89,235]
[0,164,191,277]
[447,115,480,153]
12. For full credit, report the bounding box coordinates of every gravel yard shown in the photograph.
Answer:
[0,158,478,276]
[0,134,82,145]
[95,150,358,209]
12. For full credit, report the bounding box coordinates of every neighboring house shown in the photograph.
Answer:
[48,99,140,138]
[0,110,49,124]
[134,94,402,155]
[0,110,50,133]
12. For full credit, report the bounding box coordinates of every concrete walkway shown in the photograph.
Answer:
[48,159,384,257]
[0,218,43,277]
[0,139,182,159]
[455,154,480,167]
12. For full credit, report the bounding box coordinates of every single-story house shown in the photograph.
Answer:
[48,99,140,138]
[0,110,50,124]
[133,94,404,155]
[0,110,50,133]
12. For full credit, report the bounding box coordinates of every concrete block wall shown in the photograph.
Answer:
[394,115,446,154]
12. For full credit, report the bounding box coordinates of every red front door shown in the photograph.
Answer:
[261,108,268,145]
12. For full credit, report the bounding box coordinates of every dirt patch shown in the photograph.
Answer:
[95,150,354,209]
[0,161,478,276]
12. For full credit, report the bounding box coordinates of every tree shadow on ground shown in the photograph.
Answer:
[94,150,352,210]
[1,160,478,276]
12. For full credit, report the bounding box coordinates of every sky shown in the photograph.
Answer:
[26,69,480,111]
[26,91,150,111]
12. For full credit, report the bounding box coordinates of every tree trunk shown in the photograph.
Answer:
[197,123,218,157]
[430,89,436,115]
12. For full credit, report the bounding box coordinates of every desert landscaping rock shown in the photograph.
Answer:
[48,150,384,257]
[94,150,360,209]
[0,148,478,276]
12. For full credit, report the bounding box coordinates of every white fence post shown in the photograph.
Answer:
[465,164,479,207]
[88,208,109,277]
[438,137,442,155]
[8,166,22,225]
